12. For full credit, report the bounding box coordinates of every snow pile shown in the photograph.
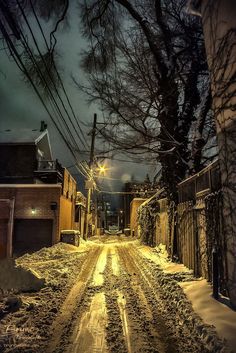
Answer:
[16,242,90,288]
[137,242,171,268]
[18,242,81,262]
[137,244,234,353]
[0,242,91,353]
[152,270,227,352]
[181,280,236,352]
[0,259,45,292]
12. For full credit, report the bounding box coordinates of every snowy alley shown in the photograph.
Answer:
[1,236,235,353]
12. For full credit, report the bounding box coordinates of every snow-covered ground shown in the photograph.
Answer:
[0,236,235,353]
[137,242,236,353]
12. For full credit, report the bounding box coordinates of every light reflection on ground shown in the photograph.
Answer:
[91,247,107,287]
[68,292,108,353]
[111,247,120,276]
[117,291,132,353]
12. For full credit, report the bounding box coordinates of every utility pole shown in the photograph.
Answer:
[84,113,97,240]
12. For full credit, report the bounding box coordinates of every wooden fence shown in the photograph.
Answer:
[176,160,228,294]
[177,201,197,274]
[137,159,228,294]
[155,198,169,248]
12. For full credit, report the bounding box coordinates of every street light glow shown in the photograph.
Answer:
[97,164,108,175]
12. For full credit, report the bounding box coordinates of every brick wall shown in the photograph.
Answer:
[0,185,61,245]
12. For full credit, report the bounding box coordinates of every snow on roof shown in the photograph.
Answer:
[0,129,48,144]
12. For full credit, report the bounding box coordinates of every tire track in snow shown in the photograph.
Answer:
[46,246,102,353]
[117,244,177,353]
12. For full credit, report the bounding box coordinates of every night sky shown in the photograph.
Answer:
[0,1,157,193]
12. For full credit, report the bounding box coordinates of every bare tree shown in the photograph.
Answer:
[79,0,214,201]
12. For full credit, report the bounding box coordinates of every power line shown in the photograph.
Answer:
[0,17,79,163]
[28,0,89,150]
[1,1,91,177]
[0,6,93,181]
[1,2,80,154]
[16,0,87,152]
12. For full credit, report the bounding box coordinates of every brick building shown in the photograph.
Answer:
[0,128,77,258]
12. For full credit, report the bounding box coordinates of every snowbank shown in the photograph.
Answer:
[0,259,45,292]
[180,279,236,353]
[137,242,235,353]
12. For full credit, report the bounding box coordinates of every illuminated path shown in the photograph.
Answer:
[44,236,226,353]
[46,237,176,353]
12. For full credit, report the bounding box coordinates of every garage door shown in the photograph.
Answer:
[13,219,53,256]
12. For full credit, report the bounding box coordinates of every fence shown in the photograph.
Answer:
[177,201,197,274]
[155,198,169,248]
[178,159,221,203]
[137,159,227,293]
[176,159,228,294]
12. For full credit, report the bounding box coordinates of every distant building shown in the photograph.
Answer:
[122,174,160,228]
[0,128,77,258]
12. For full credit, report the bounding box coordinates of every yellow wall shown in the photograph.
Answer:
[63,168,77,200]
[130,198,147,237]
[59,168,77,238]
[155,198,169,248]
[59,196,73,234]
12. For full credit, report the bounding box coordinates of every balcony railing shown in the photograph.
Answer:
[36,160,63,173]
[34,160,64,184]
[38,160,57,171]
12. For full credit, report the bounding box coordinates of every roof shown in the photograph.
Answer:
[0,129,48,144]
[0,129,53,159]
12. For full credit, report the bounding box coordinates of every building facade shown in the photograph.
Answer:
[0,128,77,258]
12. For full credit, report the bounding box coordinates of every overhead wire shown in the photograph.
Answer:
[28,0,89,150]
[16,0,87,153]
[98,190,157,195]
[0,17,79,163]
[0,6,88,179]
[1,1,79,154]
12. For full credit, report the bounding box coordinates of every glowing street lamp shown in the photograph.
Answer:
[98,164,107,175]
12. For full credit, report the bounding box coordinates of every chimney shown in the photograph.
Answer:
[40,120,47,132]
